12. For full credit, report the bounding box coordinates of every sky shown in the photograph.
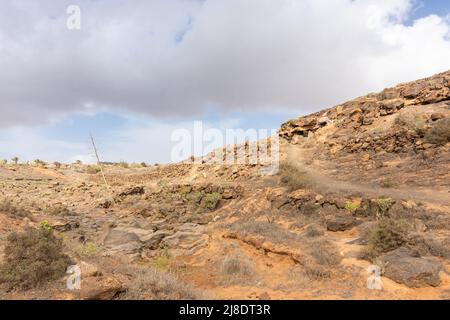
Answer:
[0,0,449,164]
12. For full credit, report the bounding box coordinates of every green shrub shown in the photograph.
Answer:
[39,220,53,232]
[374,198,395,220]
[0,227,71,290]
[345,201,360,213]
[77,242,102,258]
[201,192,222,211]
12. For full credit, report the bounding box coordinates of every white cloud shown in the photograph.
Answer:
[0,127,89,163]
[0,0,448,127]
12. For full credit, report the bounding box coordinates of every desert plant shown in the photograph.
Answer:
[201,192,222,211]
[117,161,129,169]
[0,227,71,290]
[345,201,360,213]
[308,239,342,266]
[425,118,450,145]
[218,255,255,285]
[379,178,396,189]
[86,165,101,174]
[77,242,102,259]
[152,255,172,271]
[48,204,75,216]
[0,199,31,219]
[359,218,410,261]
[33,159,46,167]
[39,220,53,232]
[53,161,62,169]
[118,266,206,300]
[189,191,203,204]
[0,159,7,166]
[374,197,395,220]
[11,157,19,165]
[303,223,325,238]
[279,162,311,191]
[301,239,342,281]
[230,220,300,245]
[140,162,147,168]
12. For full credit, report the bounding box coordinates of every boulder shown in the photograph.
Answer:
[80,261,102,278]
[162,225,209,256]
[379,247,441,288]
[141,230,173,249]
[326,214,356,232]
[103,227,147,254]
[80,276,123,300]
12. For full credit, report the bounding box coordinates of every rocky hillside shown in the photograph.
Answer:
[0,71,449,300]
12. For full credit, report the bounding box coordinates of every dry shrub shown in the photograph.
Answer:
[302,223,325,238]
[48,204,76,216]
[218,255,255,285]
[279,162,311,191]
[425,118,450,145]
[230,221,300,245]
[0,227,71,290]
[201,192,222,211]
[358,218,410,261]
[308,239,342,266]
[394,113,427,131]
[0,199,31,219]
[302,239,342,281]
[86,165,101,175]
[118,266,207,300]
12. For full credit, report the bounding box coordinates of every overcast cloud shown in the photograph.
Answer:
[0,0,449,127]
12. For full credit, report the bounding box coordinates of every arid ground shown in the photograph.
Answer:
[0,71,449,300]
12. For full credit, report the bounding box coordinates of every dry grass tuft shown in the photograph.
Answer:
[118,266,207,300]
[0,199,32,219]
[302,239,342,281]
[279,162,312,191]
[425,118,450,145]
[0,227,71,290]
[218,255,255,285]
[230,220,301,245]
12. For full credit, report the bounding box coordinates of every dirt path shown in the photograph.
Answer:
[285,144,450,207]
